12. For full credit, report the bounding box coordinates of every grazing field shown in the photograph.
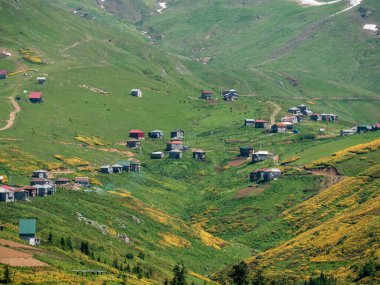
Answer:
[0,0,379,284]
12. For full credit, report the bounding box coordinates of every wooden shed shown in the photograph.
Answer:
[100,165,112,174]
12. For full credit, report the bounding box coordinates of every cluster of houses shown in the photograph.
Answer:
[0,169,92,203]
[126,129,207,161]
[341,122,380,136]
[199,89,238,101]
[288,104,339,122]
[244,104,341,134]
[99,160,141,174]
[244,118,295,133]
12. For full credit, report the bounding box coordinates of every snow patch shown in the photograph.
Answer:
[363,24,378,32]
[298,0,342,6]
[157,2,167,13]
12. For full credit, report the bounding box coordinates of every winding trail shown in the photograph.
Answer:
[0,96,21,131]
[268,101,282,125]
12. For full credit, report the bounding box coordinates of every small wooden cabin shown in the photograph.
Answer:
[14,189,29,201]
[288,107,300,114]
[244,119,255,126]
[170,130,184,139]
[30,178,51,186]
[151,152,165,159]
[32,169,48,179]
[169,149,182,159]
[240,146,253,157]
[149,130,164,139]
[252,151,270,163]
[112,164,123,173]
[250,168,281,182]
[200,90,212,100]
[321,114,338,122]
[100,165,112,174]
[75,177,90,187]
[55,178,70,186]
[37,77,46,84]
[23,186,37,197]
[127,139,141,148]
[193,150,206,160]
[130,161,141,172]
[131,89,142,97]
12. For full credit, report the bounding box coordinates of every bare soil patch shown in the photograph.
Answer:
[235,185,266,198]
[0,240,49,267]
[228,157,249,167]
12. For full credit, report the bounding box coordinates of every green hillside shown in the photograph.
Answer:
[0,0,379,284]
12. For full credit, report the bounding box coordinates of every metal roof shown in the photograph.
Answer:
[19,219,36,235]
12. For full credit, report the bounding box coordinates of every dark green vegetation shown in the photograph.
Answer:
[0,0,379,284]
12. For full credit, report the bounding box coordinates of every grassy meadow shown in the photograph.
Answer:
[0,0,379,284]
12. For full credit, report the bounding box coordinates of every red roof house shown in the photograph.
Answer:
[167,140,184,150]
[0,70,8,79]
[29,92,43,103]
[129,129,145,139]
[255,120,268,129]
[1,185,15,191]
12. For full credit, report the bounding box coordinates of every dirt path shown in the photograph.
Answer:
[0,97,21,131]
[268,101,282,125]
